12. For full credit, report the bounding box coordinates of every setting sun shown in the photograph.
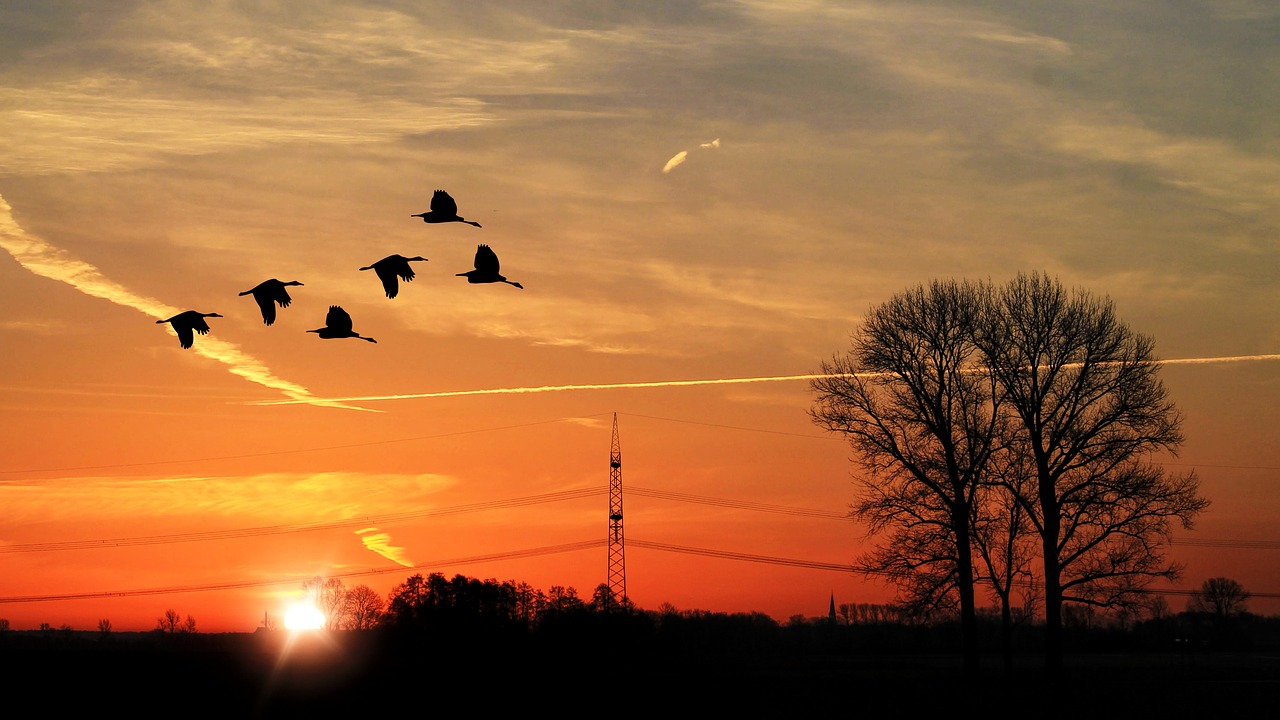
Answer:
[283,604,325,631]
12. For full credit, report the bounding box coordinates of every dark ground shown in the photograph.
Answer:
[4,629,1277,717]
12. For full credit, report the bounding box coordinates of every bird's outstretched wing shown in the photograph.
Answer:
[255,293,277,325]
[431,190,458,216]
[475,244,500,273]
[191,316,212,335]
[176,324,195,349]
[326,305,354,333]
[374,265,400,298]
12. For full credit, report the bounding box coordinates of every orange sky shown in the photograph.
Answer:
[2,2,1278,632]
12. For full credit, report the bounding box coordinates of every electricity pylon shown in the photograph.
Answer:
[607,412,627,608]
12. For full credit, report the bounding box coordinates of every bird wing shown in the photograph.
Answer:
[475,244,499,273]
[273,284,293,308]
[175,322,194,349]
[431,190,458,216]
[374,265,400,298]
[253,293,276,325]
[326,306,354,333]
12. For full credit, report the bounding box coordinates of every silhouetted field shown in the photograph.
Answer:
[4,627,1276,716]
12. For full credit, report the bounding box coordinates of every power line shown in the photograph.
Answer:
[0,541,603,604]
[629,486,848,519]
[4,536,1279,606]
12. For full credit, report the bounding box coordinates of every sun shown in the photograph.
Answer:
[283,603,325,631]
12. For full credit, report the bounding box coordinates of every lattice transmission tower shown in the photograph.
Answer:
[607,412,627,608]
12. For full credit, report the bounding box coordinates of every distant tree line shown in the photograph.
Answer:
[0,575,1273,660]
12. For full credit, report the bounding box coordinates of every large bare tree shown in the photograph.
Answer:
[810,278,1000,676]
[345,584,385,630]
[973,271,1209,673]
[1189,577,1250,619]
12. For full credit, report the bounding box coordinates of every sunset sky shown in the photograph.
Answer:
[2,2,1278,632]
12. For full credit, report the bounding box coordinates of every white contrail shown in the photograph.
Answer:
[249,354,1280,407]
[0,193,373,412]
[251,374,851,405]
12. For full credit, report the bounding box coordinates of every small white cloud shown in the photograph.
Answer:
[700,138,720,148]
[662,150,688,173]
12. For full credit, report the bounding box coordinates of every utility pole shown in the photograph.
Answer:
[607,412,627,608]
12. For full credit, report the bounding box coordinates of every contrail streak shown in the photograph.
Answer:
[250,354,1280,407]
[249,374,852,406]
[0,194,372,412]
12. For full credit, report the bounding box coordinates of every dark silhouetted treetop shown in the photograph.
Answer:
[360,254,427,299]
[457,244,523,289]
[239,279,303,326]
[307,305,376,343]
[411,189,481,228]
[156,310,222,349]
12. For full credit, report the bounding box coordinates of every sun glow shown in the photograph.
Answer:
[284,603,325,631]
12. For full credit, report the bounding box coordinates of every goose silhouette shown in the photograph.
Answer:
[239,279,303,326]
[156,310,222,349]
[411,190,481,228]
[307,305,376,343]
[360,254,427,299]
[457,244,523,289]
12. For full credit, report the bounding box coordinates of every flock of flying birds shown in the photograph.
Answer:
[155,190,521,348]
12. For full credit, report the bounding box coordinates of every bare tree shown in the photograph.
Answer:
[183,614,197,633]
[156,609,181,633]
[810,278,1000,676]
[304,576,352,631]
[973,271,1210,674]
[345,584,385,629]
[972,444,1040,673]
[97,618,112,637]
[1188,577,1250,619]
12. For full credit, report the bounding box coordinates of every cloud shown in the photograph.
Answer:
[662,138,719,173]
[0,472,454,523]
[356,528,414,567]
[662,150,688,173]
[0,193,371,412]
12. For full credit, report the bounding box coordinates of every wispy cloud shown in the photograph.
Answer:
[356,528,413,567]
[0,194,371,412]
[0,472,453,523]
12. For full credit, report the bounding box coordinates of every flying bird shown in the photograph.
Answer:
[411,189,481,228]
[307,305,376,343]
[360,254,428,299]
[239,279,303,326]
[156,310,222,349]
[457,244,523,289]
